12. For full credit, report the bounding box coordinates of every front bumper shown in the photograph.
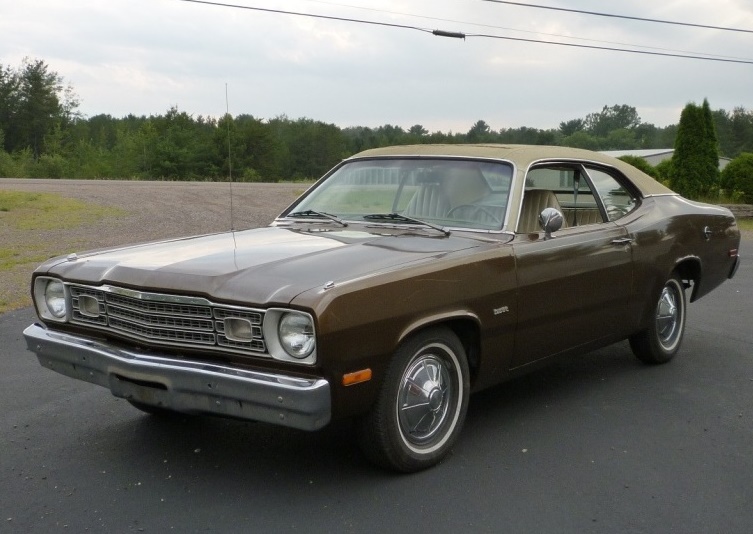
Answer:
[23,323,331,431]
[729,254,740,279]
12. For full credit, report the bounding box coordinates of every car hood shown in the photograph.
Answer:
[41,226,499,305]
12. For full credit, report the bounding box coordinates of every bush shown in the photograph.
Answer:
[618,155,659,179]
[655,159,673,186]
[0,150,16,177]
[34,153,70,179]
[720,153,753,203]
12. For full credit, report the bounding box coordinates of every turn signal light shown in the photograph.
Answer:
[342,368,372,386]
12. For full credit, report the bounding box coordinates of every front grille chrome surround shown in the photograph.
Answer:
[68,284,267,356]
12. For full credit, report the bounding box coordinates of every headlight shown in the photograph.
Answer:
[278,313,315,359]
[34,277,68,322]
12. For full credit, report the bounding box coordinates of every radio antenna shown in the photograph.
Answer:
[225,82,235,231]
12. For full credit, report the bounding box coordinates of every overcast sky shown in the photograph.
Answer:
[2,0,752,133]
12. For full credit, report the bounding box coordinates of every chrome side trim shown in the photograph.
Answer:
[23,323,331,431]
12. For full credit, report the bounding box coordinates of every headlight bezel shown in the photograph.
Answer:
[33,276,69,323]
[263,309,317,365]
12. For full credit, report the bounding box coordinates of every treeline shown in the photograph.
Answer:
[2,58,753,183]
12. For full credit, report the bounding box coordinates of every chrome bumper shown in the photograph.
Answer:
[23,323,331,431]
[729,255,740,279]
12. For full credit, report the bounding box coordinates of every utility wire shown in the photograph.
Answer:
[482,0,753,35]
[176,0,432,34]
[467,31,753,64]
[298,0,753,62]
[173,0,753,65]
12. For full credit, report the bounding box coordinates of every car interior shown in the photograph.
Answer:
[517,164,637,233]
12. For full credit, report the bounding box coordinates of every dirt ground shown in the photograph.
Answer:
[0,179,305,311]
[2,178,748,312]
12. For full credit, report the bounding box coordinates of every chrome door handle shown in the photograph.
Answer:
[611,237,633,246]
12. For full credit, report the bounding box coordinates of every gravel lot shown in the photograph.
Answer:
[1,178,748,312]
[0,179,306,311]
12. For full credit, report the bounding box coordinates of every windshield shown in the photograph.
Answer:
[286,158,513,231]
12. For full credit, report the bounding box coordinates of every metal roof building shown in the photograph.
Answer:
[602,149,731,170]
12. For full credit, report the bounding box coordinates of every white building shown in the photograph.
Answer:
[602,149,731,171]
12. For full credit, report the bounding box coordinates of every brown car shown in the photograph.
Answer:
[24,145,741,472]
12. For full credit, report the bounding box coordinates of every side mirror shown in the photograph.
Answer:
[539,207,563,239]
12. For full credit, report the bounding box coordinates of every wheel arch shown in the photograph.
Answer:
[397,313,482,384]
[673,256,702,302]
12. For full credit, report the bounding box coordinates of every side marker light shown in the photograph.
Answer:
[342,369,372,386]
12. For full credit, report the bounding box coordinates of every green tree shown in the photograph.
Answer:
[603,128,638,150]
[15,58,78,159]
[0,64,20,153]
[654,159,673,185]
[714,106,753,157]
[408,124,428,137]
[618,155,659,178]
[467,120,491,142]
[216,114,285,181]
[671,101,720,198]
[585,105,641,138]
[720,152,753,202]
[269,116,345,180]
[701,98,721,190]
[562,130,601,150]
[559,119,584,137]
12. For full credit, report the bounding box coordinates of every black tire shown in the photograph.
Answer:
[357,326,470,472]
[630,274,686,365]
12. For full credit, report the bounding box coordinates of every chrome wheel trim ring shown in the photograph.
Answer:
[656,280,683,351]
[396,343,463,454]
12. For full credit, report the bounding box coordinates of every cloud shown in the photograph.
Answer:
[1,0,752,131]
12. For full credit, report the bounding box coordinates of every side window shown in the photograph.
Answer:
[524,166,603,228]
[585,167,637,221]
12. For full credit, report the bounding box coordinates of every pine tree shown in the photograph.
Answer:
[671,100,720,198]
[700,98,720,194]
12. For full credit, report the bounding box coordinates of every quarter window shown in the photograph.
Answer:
[585,167,637,221]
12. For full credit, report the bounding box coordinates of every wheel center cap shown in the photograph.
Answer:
[428,387,443,411]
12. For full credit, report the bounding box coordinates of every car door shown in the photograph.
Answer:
[510,163,636,368]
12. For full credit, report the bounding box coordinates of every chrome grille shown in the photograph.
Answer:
[70,286,108,326]
[68,284,267,356]
[109,316,216,344]
[107,305,215,331]
[106,292,211,319]
[215,308,265,351]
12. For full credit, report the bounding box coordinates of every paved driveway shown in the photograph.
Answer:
[1,237,750,533]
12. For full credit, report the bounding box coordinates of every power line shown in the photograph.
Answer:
[467,31,753,65]
[173,0,753,65]
[175,0,432,34]
[482,0,753,35]
[298,0,753,62]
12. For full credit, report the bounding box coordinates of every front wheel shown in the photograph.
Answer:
[630,274,687,364]
[357,327,470,472]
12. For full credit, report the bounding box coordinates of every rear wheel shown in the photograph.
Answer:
[630,274,686,364]
[357,327,470,472]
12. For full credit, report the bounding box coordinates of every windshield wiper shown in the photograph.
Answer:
[287,209,347,227]
[363,213,450,236]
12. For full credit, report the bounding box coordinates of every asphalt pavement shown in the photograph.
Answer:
[1,239,751,533]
